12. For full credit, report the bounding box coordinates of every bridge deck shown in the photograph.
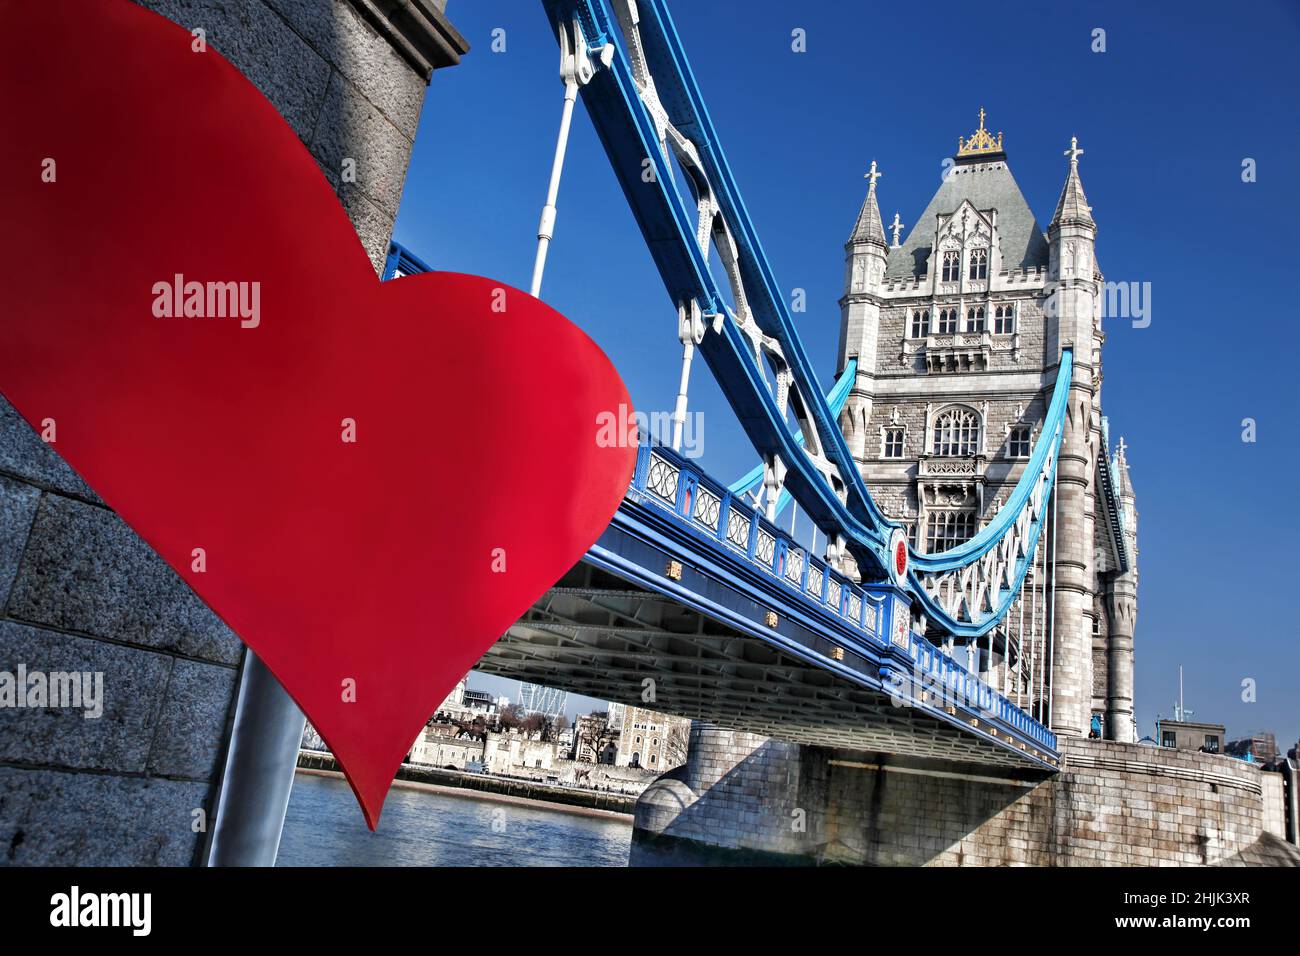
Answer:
[481,446,1059,772]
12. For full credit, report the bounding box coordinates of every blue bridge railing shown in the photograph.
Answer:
[626,442,1058,755]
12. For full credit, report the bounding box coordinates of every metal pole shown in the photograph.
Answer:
[1028,542,1038,714]
[1047,485,1058,729]
[1037,500,1048,724]
[1013,593,1024,701]
[205,651,306,866]
[671,338,694,451]
[529,75,579,298]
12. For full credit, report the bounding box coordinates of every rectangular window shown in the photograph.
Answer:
[909,310,929,338]
[925,510,976,554]
[995,304,1016,334]
[1161,732,1177,748]
[883,428,904,458]
[1205,736,1220,753]
[1008,424,1031,457]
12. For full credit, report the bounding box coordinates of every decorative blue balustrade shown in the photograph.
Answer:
[626,441,1058,754]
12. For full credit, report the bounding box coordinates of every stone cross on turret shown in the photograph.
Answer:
[864,160,881,193]
[889,212,904,248]
[1065,135,1084,166]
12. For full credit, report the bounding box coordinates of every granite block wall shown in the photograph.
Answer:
[631,723,1300,867]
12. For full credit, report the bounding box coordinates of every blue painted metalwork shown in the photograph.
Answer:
[384,235,1057,757]
[728,358,857,518]
[381,241,435,281]
[539,0,1070,639]
[606,439,1058,759]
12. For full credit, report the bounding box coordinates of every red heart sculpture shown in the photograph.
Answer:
[0,1,635,827]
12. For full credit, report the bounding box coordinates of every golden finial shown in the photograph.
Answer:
[956,107,1004,157]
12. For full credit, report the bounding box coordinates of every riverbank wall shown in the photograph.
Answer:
[296,753,637,816]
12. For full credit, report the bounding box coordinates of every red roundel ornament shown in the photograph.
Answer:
[889,527,909,584]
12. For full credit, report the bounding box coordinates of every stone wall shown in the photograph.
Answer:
[0,0,464,865]
[1261,771,1286,840]
[631,723,1300,866]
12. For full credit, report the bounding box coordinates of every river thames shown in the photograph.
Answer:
[277,772,634,867]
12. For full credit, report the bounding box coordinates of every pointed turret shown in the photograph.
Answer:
[848,160,887,249]
[838,161,890,472]
[1045,134,1100,739]
[1113,435,1135,500]
[1050,136,1094,229]
[1104,435,1138,743]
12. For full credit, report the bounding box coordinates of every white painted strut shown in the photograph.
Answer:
[530,19,612,299]
[672,299,705,451]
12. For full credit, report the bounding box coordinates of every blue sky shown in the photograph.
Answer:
[393,1,1300,747]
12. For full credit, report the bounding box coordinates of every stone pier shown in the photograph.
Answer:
[631,723,1300,866]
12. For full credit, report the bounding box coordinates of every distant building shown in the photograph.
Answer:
[518,682,568,719]
[409,727,485,770]
[607,701,626,729]
[431,677,492,724]
[614,706,690,772]
[1225,732,1280,766]
[1157,719,1225,754]
[485,733,559,774]
[439,677,467,712]
[462,689,498,716]
[301,722,328,752]
[573,713,618,764]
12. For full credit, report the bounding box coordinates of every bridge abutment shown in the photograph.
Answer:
[630,723,1299,866]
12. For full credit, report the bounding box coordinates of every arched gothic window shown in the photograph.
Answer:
[931,406,980,456]
[937,308,958,334]
[909,309,930,338]
[966,306,986,332]
[968,248,988,280]
[941,251,960,282]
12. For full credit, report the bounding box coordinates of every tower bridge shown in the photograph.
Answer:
[323,0,1295,866]
[389,0,1096,773]
[2,0,1293,869]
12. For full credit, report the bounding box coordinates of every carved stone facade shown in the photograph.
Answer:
[836,119,1138,741]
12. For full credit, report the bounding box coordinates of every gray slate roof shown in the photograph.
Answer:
[885,159,1049,279]
[848,185,887,246]
[1050,162,1094,228]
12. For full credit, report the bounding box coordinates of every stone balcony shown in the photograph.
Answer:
[918,454,987,482]
[924,330,992,372]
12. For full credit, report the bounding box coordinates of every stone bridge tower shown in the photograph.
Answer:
[835,112,1137,740]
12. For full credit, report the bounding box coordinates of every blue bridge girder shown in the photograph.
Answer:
[385,0,1069,767]
[477,442,1059,769]
[538,0,1069,642]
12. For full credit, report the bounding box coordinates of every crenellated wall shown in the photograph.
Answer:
[630,723,1300,866]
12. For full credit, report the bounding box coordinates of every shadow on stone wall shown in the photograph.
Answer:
[631,733,1033,866]
[630,728,1294,867]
